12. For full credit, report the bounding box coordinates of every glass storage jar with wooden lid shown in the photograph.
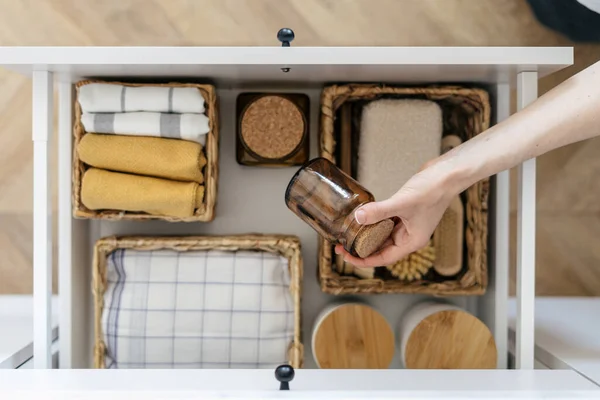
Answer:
[236,93,309,167]
[285,157,394,259]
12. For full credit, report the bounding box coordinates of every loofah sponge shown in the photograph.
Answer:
[357,99,442,201]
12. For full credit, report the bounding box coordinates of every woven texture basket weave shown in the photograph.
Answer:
[92,234,304,369]
[73,80,219,222]
[319,84,491,296]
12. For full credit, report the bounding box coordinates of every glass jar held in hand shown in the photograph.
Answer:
[285,157,394,259]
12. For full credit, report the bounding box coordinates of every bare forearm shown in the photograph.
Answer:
[435,60,600,194]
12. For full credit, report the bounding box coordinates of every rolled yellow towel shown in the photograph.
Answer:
[77,133,207,184]
[81,168,205,218]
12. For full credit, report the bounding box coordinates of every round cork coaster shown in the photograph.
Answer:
[353,219,394,258]
[313,303,395,369]
[404,309,497,369]
[240,95,305,160]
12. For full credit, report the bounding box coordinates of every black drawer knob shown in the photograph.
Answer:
[277,28,295,47]
[275,364,295,390]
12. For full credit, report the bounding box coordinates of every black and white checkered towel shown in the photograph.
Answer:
[102,249,294,369]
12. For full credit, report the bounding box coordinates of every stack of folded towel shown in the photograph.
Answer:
[77,84,211,218]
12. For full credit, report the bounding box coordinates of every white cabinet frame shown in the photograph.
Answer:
[31,70,54,369]
[0,47,573,384]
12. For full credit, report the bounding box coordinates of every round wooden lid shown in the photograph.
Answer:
[240,95,305,160]
[353,218,394,258]
[313,303,395,369]
[404,309,497,369]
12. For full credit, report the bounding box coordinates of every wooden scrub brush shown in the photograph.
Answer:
[387,241,435,281]
[433,135,465,277]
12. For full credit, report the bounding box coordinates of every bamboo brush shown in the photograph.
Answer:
[433,135,464,276]
[387,241,435,281]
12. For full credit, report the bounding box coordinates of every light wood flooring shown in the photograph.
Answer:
[0,0,599,295]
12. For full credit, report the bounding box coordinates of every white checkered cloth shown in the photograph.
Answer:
[102,249,294,369]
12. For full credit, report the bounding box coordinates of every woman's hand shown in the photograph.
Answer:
[339,59,600,268]
[335,159,458,268]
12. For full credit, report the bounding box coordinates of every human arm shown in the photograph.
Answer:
[338,59,600,268]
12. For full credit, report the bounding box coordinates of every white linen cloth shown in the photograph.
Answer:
[102,249,294,369]
[79,84,206,114]
[81,112,209,146]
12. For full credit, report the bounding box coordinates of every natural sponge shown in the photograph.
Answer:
[357,99,442,200]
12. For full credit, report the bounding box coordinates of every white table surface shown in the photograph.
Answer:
[509,297,600,384]
[0,295,58,368]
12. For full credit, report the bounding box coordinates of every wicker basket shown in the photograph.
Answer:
[318,84,491,296]
[92,234,304,369]
[73,80,219,222]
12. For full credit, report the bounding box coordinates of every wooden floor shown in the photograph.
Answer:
[0,0,599,295]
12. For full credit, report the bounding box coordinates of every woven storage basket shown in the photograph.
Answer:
[319,84,491,296]
[73,80,219,222]
[92,234,304,369]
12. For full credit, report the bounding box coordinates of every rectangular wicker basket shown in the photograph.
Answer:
[92,234,304,369]
[318,84,491,296]
[73,80,219,222]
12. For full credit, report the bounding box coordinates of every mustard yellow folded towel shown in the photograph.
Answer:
[78,133,207,184]
[81,168,205,218]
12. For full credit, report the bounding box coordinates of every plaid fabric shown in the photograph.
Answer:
[102,249,294,369]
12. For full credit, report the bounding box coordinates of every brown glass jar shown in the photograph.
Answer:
[285,157,394,258]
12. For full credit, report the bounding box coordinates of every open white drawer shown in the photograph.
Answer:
[1,43,594,396]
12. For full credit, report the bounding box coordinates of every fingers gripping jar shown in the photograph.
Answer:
[285,157,394,258]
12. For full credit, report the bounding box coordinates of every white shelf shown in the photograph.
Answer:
[0,46,573,66]
[509,297,600,384]
[0,46,572,86]
[0,295,58,368]
[0,369,597,393]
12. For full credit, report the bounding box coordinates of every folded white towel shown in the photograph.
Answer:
[78,84,206,114]
[81,112,209,146]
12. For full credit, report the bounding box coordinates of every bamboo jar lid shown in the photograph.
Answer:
[312,303,395,369]
[400,301,497,369]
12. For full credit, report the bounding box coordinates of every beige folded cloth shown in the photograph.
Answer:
[78,133,206,183]
[358,99,442,200]
[81,168,204,218]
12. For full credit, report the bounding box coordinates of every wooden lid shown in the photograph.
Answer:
[353,218,394,258]
[313,303,394,369]
[404,309,497,369]
[240,95,305,160]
